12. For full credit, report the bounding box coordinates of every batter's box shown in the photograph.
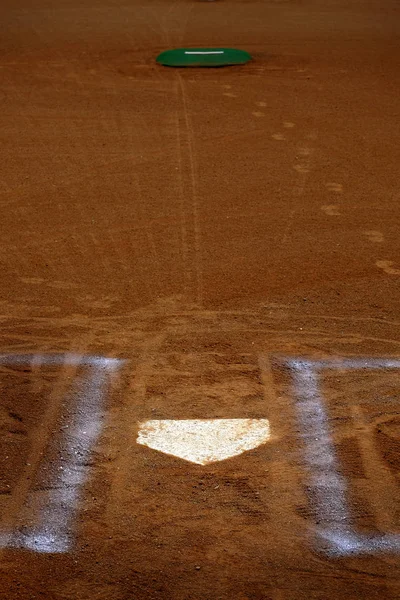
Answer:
[0,353,123,553]
[285,357,400,555]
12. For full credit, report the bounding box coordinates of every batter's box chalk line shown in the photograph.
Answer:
[286,357,400,556]
[2,353,399,556]
[0,353,125,554]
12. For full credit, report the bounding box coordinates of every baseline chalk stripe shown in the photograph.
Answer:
[137,418,270,465]
[156,48,252,67]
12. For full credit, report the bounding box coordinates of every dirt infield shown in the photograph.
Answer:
[1,1,400,598]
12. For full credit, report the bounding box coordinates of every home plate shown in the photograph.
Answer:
[137,419,271,465]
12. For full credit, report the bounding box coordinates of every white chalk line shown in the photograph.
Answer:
[286,357,400,556]
[0,354,125,553]
[3,352,399,556]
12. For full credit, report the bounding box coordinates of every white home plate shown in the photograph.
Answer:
[137,419,271,465]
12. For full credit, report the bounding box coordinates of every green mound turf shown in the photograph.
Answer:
[156,48,252,67]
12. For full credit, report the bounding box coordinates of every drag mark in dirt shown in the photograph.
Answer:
[258,355,301,531]
[0,353,124,553]
[174,110,191,297]
[105,334,165,528]
[176,74,203,305]
[349,404,395,532]
[286,357,400,556]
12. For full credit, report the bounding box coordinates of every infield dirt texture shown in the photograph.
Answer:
[0,1,399,599]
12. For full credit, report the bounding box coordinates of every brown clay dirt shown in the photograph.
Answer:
[1,0,400,598]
